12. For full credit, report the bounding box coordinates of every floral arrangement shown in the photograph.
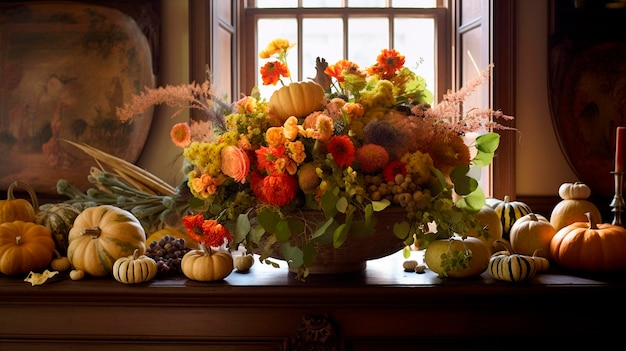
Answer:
[117,38,513,278]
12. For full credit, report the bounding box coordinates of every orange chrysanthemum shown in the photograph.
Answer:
[356,144,390,173]
[368,49,406,80]
[170,122,191,148]
[182,214,233,248]
[260,173,298,206]
[327,135,355,168]
[260,61,290,85]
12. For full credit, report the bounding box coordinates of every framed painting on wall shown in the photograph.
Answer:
[0,1,160,195]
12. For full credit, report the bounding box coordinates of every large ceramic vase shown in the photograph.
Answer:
[266,207,407,274]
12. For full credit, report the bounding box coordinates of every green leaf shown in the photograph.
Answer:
[403,246,411,259]
[321,191,339,217]
[336,196,348,213]
[333,223,349,248]
[450,164,478,196]
[473,132,500,167]
[281,243,304,269]
[257,208,279,233]
[274,219,291,242]
[455,186,486,213]
[372,199,390,212]
[234,214,251,244]
[312,217,334,240]
[350,220,376,238]
[364,203,373,228]
[393,220,411,240]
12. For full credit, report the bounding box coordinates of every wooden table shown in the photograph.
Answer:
[1,250,625,350]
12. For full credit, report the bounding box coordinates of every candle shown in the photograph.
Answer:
[616,126,626,173]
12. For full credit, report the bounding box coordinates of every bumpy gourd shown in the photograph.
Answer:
[550,212,626,272]
[113,249,157,284]
[0,220,56,275]
[67,205,146,277]
[181,244,234,281]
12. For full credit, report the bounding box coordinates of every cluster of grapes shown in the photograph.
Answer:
[145,235,192,276]
[364,173,430,211]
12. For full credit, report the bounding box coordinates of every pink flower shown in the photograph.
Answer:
[221,146,250,183]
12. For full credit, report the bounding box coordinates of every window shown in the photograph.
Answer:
[242,0,450,102]
[191,0,517,199]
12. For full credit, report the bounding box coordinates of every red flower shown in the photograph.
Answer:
[255,145,287,174]
[327,135,355,168]
[260,173,297,206]
[260,61,290,85]
[382,160,407,183]
[368,49,405,80]
[183,214,233,248]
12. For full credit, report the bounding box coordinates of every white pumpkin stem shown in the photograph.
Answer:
[132,249,140,259]
[15,235,22,246]
[200,243,212,256]
[82,227,102,239]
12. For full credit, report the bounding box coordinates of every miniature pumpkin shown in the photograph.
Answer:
[34,202,82,255]
[0,220,56,275]
[112,248,158,284]
[488,249,537,283]
[509,213,557,259]
[466,204,503,251]
[486,195,532,240]
[0,181,39,224]
[50,250,72,272]
[424,236,491,278]
[234,252,255,272]
[550,212,626,272]
[550,182,602,232]
[181,244,234,281]
[67,205,146,277]
[268,81,325,122]
[69,269,85,280]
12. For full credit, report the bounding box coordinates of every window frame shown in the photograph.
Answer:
[188,0,516,199]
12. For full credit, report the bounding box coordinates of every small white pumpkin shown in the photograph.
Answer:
[112,249,157,284]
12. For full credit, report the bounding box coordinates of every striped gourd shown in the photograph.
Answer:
[486,196,532,240]
[67,205,146,277]
[488,250,537,282]
[113,249,157,284]
[34,203,82,255]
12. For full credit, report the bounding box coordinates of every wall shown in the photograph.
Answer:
[137,0,578,198]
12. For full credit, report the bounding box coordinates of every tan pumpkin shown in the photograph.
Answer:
[0,220,55,275]
[550,212,626,272]
[234,252,255,272]
[67,205,146,277]
[550,182,602,232]
[424,236,491,278]
[466,204,503,251]
[0,181,39,224]
[509,213,557,259]
[112,248,158,284]
[181,244,234,281]
[268,81,325,122]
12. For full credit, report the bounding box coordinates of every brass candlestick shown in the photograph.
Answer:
[610,171,624,226]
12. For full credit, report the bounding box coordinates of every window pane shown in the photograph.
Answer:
[257,18,298,98]
[255,0,297,8]
[302,18,344,81]
[347,18,388,65]
[302,0,342,7]
[394,17,435,99]
[392,0,436,7]
[346,0,386,7]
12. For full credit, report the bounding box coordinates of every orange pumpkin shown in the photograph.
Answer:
[0,181,39,224]
[0,221,56,275]
[268,81,325,122]
[550,212,626,272]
